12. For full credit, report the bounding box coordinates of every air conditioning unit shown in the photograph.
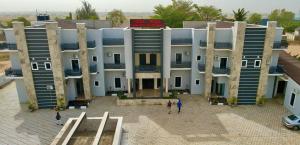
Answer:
[185,51,190,56]
[107,52,112,57]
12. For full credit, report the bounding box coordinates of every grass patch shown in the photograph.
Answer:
[0,53,9,61]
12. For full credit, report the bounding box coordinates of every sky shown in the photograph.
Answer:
[0,0,299,14]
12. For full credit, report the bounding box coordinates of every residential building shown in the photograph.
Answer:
[0,20,287,109]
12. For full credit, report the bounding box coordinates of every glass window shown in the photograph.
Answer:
[195,79,200,85]
[94,81,99,87]
[115,78,121,88]
[290,93,296,106]
[92,56,97,62]
[254,60,261,67]
[196,56,201,61]
[241,60,247,67]
[31,62,38,70]
[175,77,181,88]
[288,115,298,121]
[175,53,182,64]
[44,62,52,70]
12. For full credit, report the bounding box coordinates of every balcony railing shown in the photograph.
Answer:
[103,38,124,45]
[198,63,205,72]
[89,64,97,73]
[87,40,96,48]
[5,68,23,77]
[199,41,207,47]
[0,43,17,51]
[135,65,160,72]
[65,69,82,77]
[61,43,79,51]
[104,63,125,69]
[171,39,192,45]
[171,62,191,68]
[214,42,232,49]
[269,65,284,74]
[212,67,230,74]
[273,40,288,49]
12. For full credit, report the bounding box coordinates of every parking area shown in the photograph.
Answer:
[0,82,299,145]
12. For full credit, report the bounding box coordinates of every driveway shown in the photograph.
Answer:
[0,82,299,145]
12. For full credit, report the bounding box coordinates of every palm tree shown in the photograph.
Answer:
[233,8,248,21]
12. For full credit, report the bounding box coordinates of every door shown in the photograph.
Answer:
[114,54,121,64]
[71,59,80,71]
[115,78,121,89]
[143,79,154,89]
[175,77,181,88]
[220,58,227,69]
[150,54,157,65]
[139,54,146,65]
[176,53,182,64]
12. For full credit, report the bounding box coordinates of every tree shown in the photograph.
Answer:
[152,0,197,28]
[193,5,222,21]
[65,12,73,20]
[233,8,248,21]
[107,9,126,27]
[268,9,295,25]
[6,17,31,28]
[75,1,99,20]
[248,13,262,24]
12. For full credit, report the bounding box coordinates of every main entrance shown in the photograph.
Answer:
[142,79,154,89]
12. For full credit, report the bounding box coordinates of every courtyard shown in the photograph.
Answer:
[0,82,299,145]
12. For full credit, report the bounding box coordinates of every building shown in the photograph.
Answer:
[0,20,287,109]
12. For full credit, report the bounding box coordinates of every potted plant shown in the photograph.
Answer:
[57,97,66,111]
[227,97,237,107]
[28,101,36,112]
[256,96,265,106]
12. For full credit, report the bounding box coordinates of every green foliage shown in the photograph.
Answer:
[117,91,127,99]
[107,9,126,27]
[233,8,248,21]
[256,96,265,105]
[170,90,178,98]
[248,13,262,24]
[65,12,73,20]
[227,97,237,106]
[152,0,197,28]
[57,97,66,109]
[281,21,300,33]
[268,9,299,32]
[6,17,31,28]
[27,101,36,112]
[193,5,222,21]
[75,1,99,20]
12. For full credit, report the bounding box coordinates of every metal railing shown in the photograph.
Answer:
[0,43,17,50]
[171,62,191,68]
[104,63,125,69]
[103,38,124,45]
[87,40,96,48]
[273,40,288,49]
[89,64,97,73]
[198,63,205,72]
[212,67,230,74]
[5,68,23,77]
[269,65,284,74]
[199,41,207,47]
[135,65,160,72]
[61,43,79,51]
[214,42,232,49]
[65,69,82,77]
[171,39,192,45]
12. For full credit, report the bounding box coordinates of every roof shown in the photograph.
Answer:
[183,21,262,29]
[278,51,300,85]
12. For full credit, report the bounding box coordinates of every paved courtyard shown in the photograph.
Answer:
[0,82,299,145]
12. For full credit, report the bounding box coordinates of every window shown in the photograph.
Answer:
[94,81,99,87]
[114,54,121,64]
[290,93,296,107]
[115,78,121,89]
[254,60,261,68]
[175,77,181,88]
[46,85,53,90]
[92,56,97,62]
[241,60,247,68]
[196,55,201,61]
[44,62,52,70]
[195,79,200,85]
[175,53,182,64]
[31,62,38,70]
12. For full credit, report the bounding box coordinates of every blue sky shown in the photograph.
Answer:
[0,0,299,14]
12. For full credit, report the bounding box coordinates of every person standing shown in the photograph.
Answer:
[56,111,63,125]
[177,99,182,113]
[167,100,172,114]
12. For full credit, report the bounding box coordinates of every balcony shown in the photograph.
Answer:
[65,69,82,78]
[273,40,288,49]
[87,40,96,48]
[103,38,124,46]
[5,68,23,78]
[61,43,79,51]
[89,64,97,74]
[171,62,191,69]
[212,67,230,75]
[214,42,232,49]
[199,41,207,47]
[171,39,192,45]
[104,63,125,70]
[0,43,17,52]
[269,65,284,74]
[198,63,205,72]
[135,65,160,72]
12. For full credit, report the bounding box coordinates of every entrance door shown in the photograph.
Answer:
[114,54,121,64]
[176,53,182,64]
[76,79,84,97]
[71,59,80,71]
[143,79,154,89]
[220,58,227,69]
[139,54,146,65]
[277,81,287,95]
[157,78,161,88]
[150,54,157,65]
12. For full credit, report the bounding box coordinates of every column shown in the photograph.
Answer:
[127,78,131,94]
[13,22,38,108]
[204,23,216,98]
[46,22,67,106]
[154,78,158,89]
[139,78,143,90]
[228,22,246,98]
[165,78,168,93]
[257,21,277,100]
[77,23,92,100]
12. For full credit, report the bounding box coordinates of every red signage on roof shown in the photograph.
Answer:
[130,19,165,28]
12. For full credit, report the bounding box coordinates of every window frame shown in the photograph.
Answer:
[113,53,121,64]
[290,92,296,107]
[195,79,200,85]
[254,60,261,68]
[175,53,183,64]
[196,55,201,61]
[241,60,248,68]
[44,62,52,70]
[92,56,98,62]
[174,76,182,88]
[94,80,100,87]
[114,77,122,89]
[31,62,39,70]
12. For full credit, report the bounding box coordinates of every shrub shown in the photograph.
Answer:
[117,91,127,99]
[28,101,36,112]
[57,97,66,110]
[257,96,265,105]
[227,97,237,106]
[170,90,178,98]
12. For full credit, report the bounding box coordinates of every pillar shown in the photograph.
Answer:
[228,22,246,98]
[139,78,143,90]
[204,23,216,98]
[13,22,38,108]
[165,78,168,93]
[154,78,158,89]
[77,23,92,100]
[127,78,131,94]
[257,21,277,100]
[46,22,67,106]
